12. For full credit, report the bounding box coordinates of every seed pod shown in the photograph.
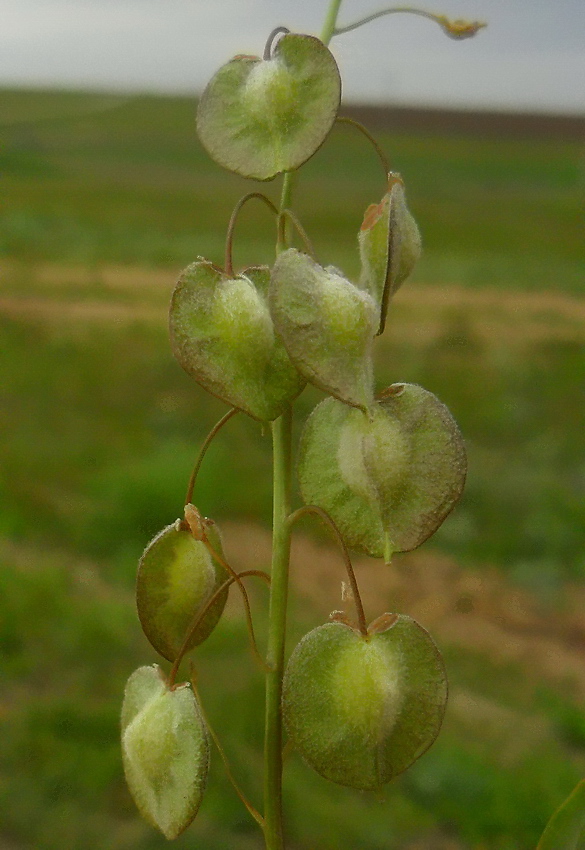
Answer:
[298,384,466,559]
[136,516,228,662]
[197,33,341,180]
[282,616,447,790]
[270,248,377,410]
[359,173,422,334]
[170,260,305,422]
[121,665,209,839]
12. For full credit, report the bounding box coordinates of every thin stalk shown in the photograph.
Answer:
[278,209,317,260]
[169,569,270,688]
[203,539,272,674]
[264,27,290,60]
[184,408,238,506]
[190,668,265,827]
[287,505,368,636]
[276,173,295,255]
[225,193,280,276]
[262,406,293,850]
[335,116,389,178]
[333,6,486,39]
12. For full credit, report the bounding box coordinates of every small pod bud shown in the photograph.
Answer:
[298,384,466,558]
[359,173,422,334]
[197,33,341,180]
[121,665,209,839]
[170,260,305,422]
[282,616,447,790]
[136,514,228,662]
[270,248,377,410]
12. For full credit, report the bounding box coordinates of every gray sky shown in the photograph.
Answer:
[1,0,584,113]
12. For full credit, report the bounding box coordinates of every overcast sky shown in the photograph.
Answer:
[1,0,584,114]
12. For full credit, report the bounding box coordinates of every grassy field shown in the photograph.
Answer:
[1,88,585,850]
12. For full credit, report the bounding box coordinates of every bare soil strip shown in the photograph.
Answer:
[2,263,585,343]
[222,522,585,702]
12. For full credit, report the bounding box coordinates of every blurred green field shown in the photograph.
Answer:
[1,88,585,850]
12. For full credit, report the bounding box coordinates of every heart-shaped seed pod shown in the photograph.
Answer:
[136,516,228,662]
[298,384,466,559]
[270,248,377,411]
[282,615,447,790]
[169,260,305,422]
[197,33,341,180]
[359,173,421,334]
[121,665,209,839]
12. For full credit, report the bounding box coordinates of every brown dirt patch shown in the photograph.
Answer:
[222,521,585,700]
[2,262,584,344]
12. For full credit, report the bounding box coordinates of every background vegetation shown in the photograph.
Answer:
[1,87,584,849]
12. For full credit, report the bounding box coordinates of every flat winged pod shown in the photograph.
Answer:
[121,665,209,839]
[359,173,422,334]
[298,384,466,559]
[136,517,228,662]
[169,260,305,421]
[197,33,341,180]
[282,616,447,790]
[270,248,377,410]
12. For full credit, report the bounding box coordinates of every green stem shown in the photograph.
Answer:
[276,173,295,254]
[321,0,344,44]
[263,5,345,846]
[263,407,293,850]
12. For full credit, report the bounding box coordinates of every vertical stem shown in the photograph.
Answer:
[263,5,344,847]
[277,172,295,254]
[320,0,344,44]
[263,406,293,850]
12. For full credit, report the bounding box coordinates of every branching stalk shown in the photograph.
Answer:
[336,116,390,178]
[203,540,272,674]
[184,408,239,506]
[287,505,368,636]
[278,209,317,260]
[190,667,265,827]
[225,193,280,276]
[333,6,486,38]
[169,569,271,688]
[264,27,291,60]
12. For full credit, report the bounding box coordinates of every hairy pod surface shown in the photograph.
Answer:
[282,616,447,790]
[169,260,305,421]
[298,384,467,558]
[197,33,341,180]
[136,518,228,662]
[121,665,209,839]
[359,173,422,334]
[270,248,377,410]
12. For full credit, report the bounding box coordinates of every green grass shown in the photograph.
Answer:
[1,88,583,290]
[1,87,585,849]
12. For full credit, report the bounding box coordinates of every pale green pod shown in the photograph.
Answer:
[136,518,228,662]
[270,248,377,410]
[359,173,422,334]
[298,384,466,558]
[197,33,341,180]
[169,260,305,421]
[282,616,447,790]
[121,665,209,839]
